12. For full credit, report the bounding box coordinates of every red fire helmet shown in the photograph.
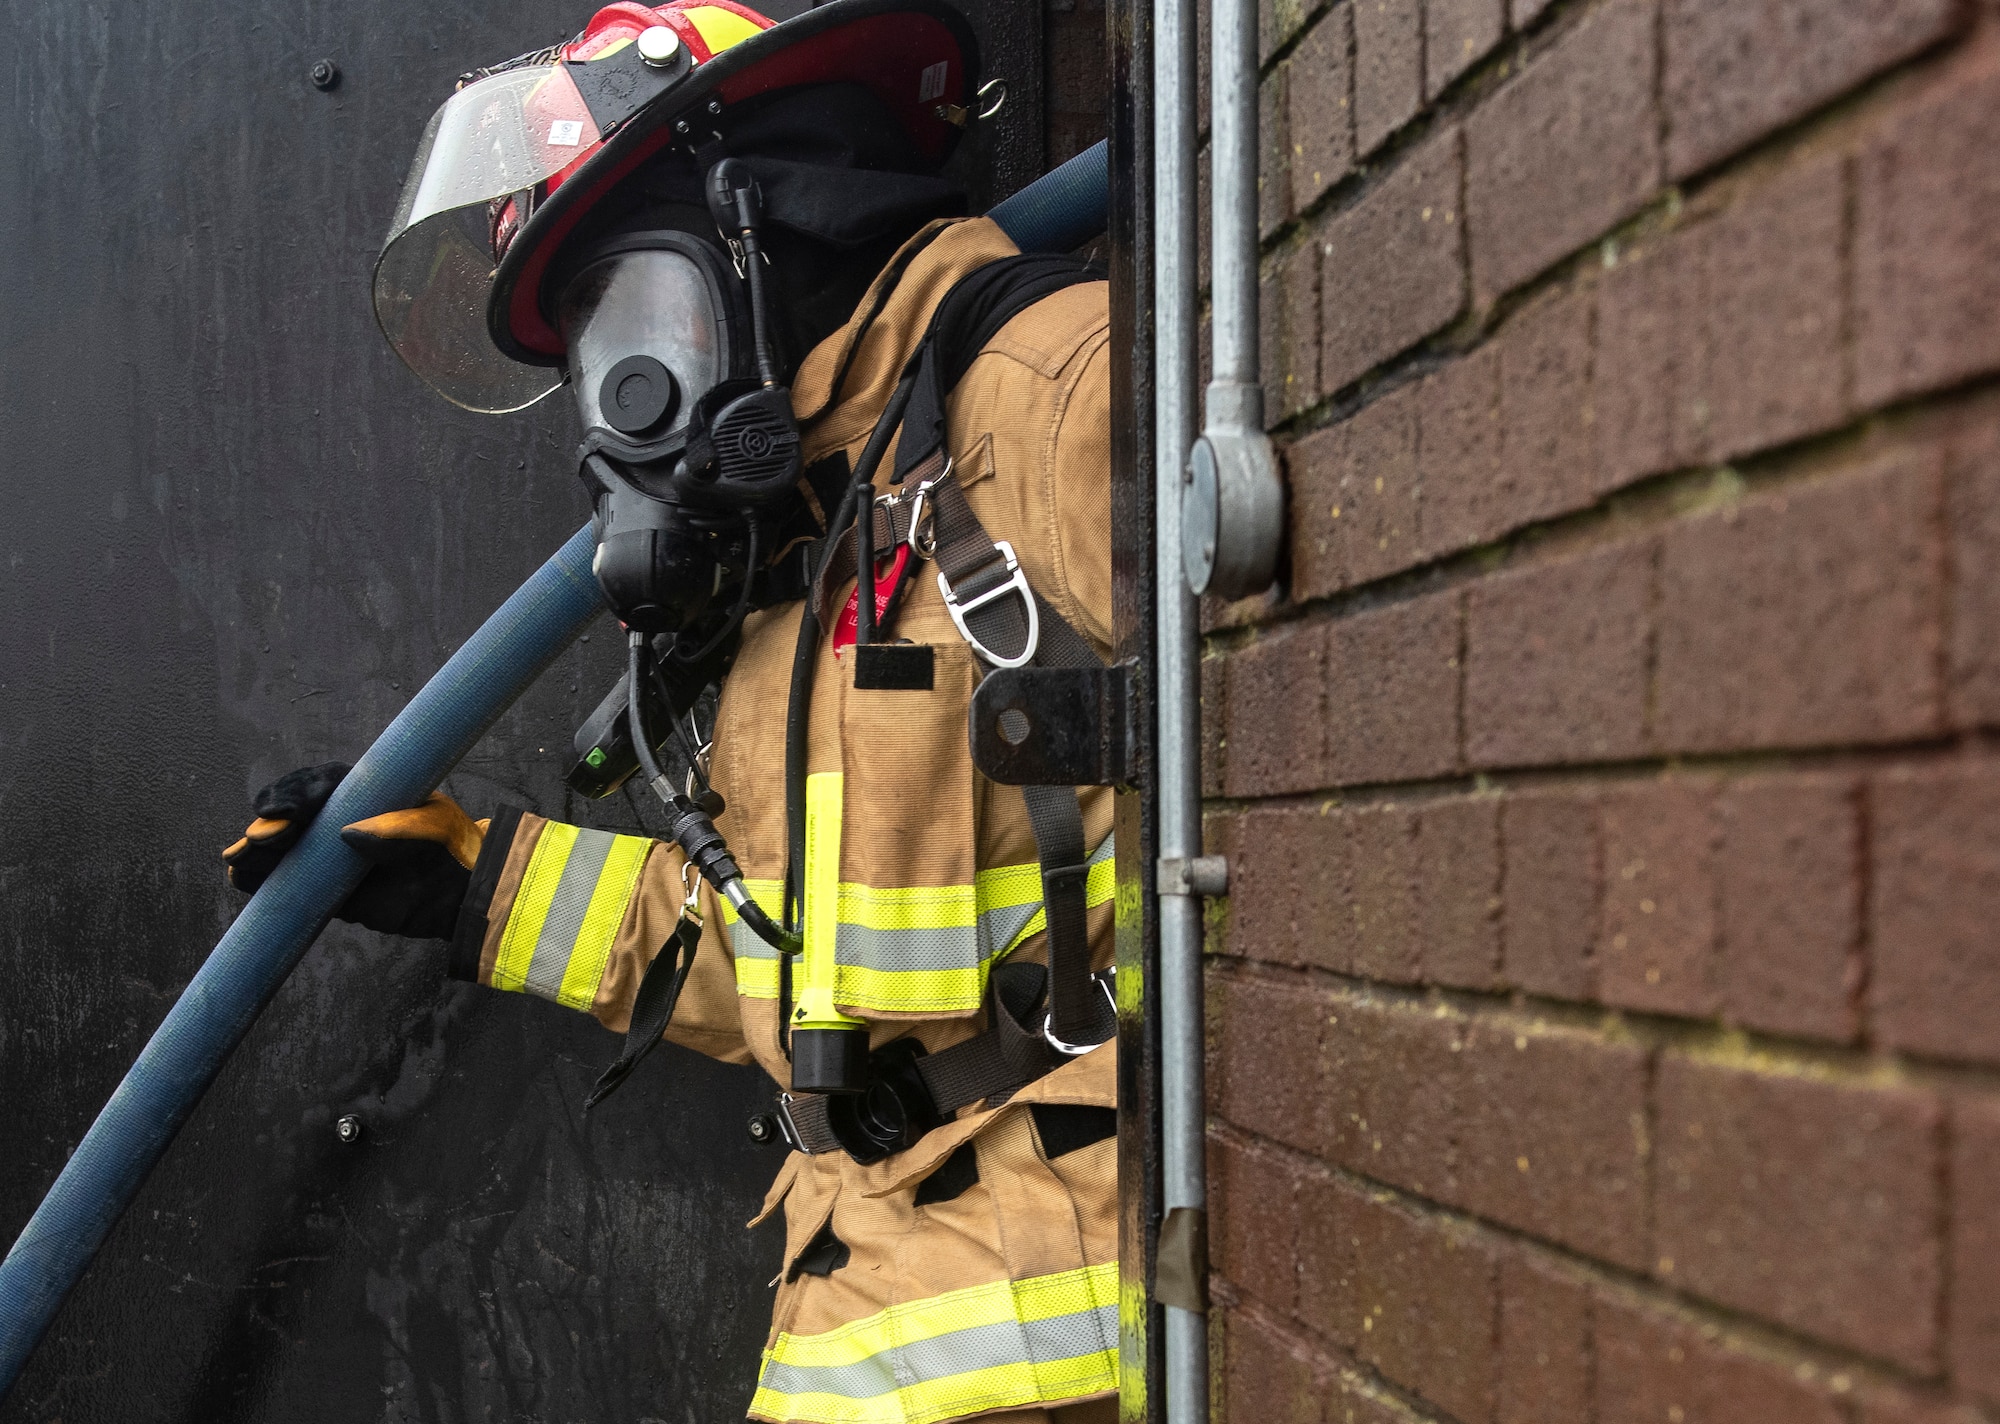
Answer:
[373,0,978,413]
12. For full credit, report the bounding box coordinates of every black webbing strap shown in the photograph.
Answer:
[584,915,701,1111]
[772,250,1107,1111]
[779,1091,842,1154]
[809,497,927,624]
[926,473,1107,1047]
[913,963,1092,1111]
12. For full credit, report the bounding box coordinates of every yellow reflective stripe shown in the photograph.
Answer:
[974,861,1043,913]
[491,821,578,992]
[827,964,984,1015]
[684,5,766,54]
[751,1262,1118,1424]
[736,956,782,995]
[721,879,786,998]
[997,851,1118,957]
[555,833,650,1009]
[758,1355,1117,1424]
[491,822,650,1011]
[838,881,978,931]
[773,1261,1116,1367]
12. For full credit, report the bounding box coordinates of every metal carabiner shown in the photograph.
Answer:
[679,857,704,924]
[934,79,1008,127]
[1042,971,1118,1057]
[902,456,950,559]
[680,712,713,801]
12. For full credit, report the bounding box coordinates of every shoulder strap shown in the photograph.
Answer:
[807,253,1102,620]
[891,253,1104,487]
[924,469,1111,1050]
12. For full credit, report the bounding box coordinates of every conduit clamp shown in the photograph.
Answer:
[1157,855,1229,897]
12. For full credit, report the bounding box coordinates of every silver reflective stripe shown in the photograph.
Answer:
[836,922,983,974]
[755,1301,1118,1402]
[728,916,772,964]
[732,919,781,961]
[522,828,616,999]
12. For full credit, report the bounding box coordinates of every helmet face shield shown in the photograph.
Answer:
[372,65,601,412]
[560,244,736,444]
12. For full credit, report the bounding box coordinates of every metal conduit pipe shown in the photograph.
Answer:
[1156,0,1283,1411]
[1150,0,1210,1419]
[1183,0,1284,601]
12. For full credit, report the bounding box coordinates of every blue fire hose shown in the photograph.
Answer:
[0,141,1107,1398]
[0,524,605,1390]
[989,140,1107,255]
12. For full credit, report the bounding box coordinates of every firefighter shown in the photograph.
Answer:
[223,4,1118,1421]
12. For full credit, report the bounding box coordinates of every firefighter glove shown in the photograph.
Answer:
[223,761,486,941]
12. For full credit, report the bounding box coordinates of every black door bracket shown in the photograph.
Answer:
[968,660,1139,788]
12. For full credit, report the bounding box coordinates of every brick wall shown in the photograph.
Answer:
[1202,2,2000,1421]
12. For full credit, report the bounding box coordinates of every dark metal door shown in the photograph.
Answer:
[0,2,1041,1421]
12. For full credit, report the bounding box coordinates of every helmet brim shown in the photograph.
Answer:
[489,0,979,371]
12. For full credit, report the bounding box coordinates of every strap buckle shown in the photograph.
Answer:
[1042,968,1117,1057]
[937,539,1040,669]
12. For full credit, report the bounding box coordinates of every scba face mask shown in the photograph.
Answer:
[561,234,741,452]
[563,162,804,636]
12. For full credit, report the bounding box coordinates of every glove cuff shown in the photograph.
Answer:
[449,805,525,982]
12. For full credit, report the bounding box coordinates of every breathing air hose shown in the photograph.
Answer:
[0,140,1109,1401]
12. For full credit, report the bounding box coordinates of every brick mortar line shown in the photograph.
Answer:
[1838,147,1861,430]
[1646,0,1979,195]
[1251,0,1606,262]
[1196,0,1619,340]
[1195,724,2000,818]
[1209,1275,1477,1424]
[1213,0,1984,405]
[1934,1097,1957,1407]
[1932,393,1961,735]
[1252,0,1337,80]
[1207,1119,1966,1403]
[1648,0,1668,189]
[1199,365,2000,649]
[1849,778,1875,1045]
[1255,0,1981,285]
[1206,954,2000,1094]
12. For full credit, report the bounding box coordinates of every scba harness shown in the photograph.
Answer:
[592,247,1117,1164]
[776,251,1118,1163]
